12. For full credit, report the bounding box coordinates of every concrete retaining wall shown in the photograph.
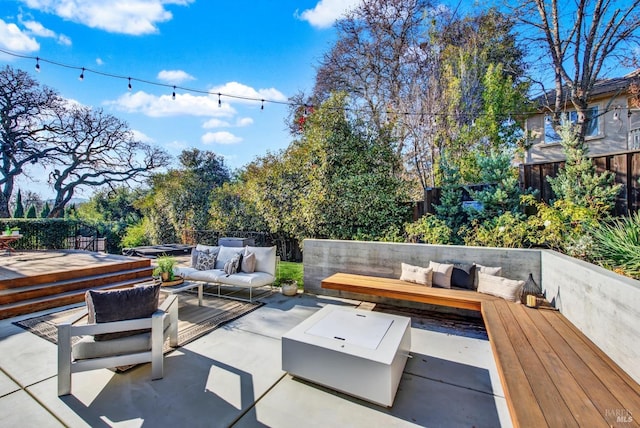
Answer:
[303,239,541,309]
[541,250,640,383]
[303,239,640,384]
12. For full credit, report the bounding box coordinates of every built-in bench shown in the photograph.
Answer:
[322,273,640,428]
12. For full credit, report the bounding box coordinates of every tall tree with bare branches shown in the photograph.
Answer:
[518,0,640,140]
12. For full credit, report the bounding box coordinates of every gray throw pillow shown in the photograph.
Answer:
[224,253,243,276]
[85,283,160,341]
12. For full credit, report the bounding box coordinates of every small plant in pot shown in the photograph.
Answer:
[280,278,298,296]
[153,255,177,282]
[3,226,11,236]
[10,227,20,236]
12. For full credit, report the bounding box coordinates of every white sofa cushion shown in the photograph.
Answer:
[218,271,275,288]
[215,246,244,269]
[246,246,276,276]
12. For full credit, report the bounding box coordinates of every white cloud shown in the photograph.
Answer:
[202,118,231,128]
[22,20,55,37]
[236,117,253,127]
[201,131,242,145]
[296,0,361,29]
[95,57,104,65]
[165,140,188,151]
[157,69,195,85]
[21,0,194,35]
[210,81,287,105]
[0,19,39,52]
[21,19,72,45]
[131,129,154,143]
[57,34,71,45]
[107,91,236,118]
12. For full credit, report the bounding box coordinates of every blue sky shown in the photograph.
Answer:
[0,0,361,198]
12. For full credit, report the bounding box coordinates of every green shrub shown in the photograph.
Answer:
[405,214,452,244]
[590,212,640,279]
[122,220,151,248]
[462,212,533,248]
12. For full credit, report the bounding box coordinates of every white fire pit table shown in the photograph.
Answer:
[282,304,411,407]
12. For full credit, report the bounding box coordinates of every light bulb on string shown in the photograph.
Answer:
[128,77,132,91]
[172,86,176,100]
[261,99,264,110]
[35,57,40,72]
[79,68,85,81]
[218,93,222,108]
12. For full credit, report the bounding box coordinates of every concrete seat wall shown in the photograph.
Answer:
[303,239,640,384]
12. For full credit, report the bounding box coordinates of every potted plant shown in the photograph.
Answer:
[280,278,298,296]
[10,227,20,236]
[153,255,177,282]
[3,226,11,236]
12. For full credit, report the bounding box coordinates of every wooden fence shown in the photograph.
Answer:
[417,150,640,217]
[520,150,640,216]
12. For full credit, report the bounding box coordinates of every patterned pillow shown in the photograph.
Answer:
[224,253,243,275]
[241,250,256,273]
[428,261,454,288]
[399,263,433,286]
[196,252,217,271]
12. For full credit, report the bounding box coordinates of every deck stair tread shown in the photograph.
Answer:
[0,277,150,319]
[0,267,153,302]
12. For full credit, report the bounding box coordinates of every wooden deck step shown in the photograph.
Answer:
[0,277,149,320]
[0,257,151,289]
[0,267,153,305]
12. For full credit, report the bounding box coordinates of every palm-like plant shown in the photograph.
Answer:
[590,212,640,279]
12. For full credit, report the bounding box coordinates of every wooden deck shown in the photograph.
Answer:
[0,250,153,319]
[322,273,640,428]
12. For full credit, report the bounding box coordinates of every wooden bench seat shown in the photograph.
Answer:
[321,272,640,428]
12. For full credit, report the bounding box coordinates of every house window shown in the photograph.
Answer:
[544,106,599,144]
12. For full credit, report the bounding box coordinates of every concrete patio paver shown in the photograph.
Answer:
[0,291,512,427]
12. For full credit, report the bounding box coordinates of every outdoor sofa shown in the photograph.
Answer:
[174,244,277,302]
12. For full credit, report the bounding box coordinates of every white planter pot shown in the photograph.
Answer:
[281,281,298,296]
[11,231,19,236]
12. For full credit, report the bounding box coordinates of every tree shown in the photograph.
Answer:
[518,0,640,140]
[141,149,230,243]
[25,204,37,218]
[466,151,524,223]
[13,189,24,218]
[433,153,466,240]
[46,106,171,217]
[313,2,527,192]
[39,202,51,218]
[547,122,621,216]
[0,66,63,217]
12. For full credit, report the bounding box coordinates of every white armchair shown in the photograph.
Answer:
[57,284,178,396]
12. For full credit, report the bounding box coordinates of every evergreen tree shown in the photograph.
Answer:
[547,123,621,217]
[13,189,24,218]
[25,204,37,218]
[434,153,466,241]
[466,151,523,223]
[40,202,51,218]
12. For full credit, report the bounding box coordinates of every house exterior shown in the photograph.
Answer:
[524,70,640,164]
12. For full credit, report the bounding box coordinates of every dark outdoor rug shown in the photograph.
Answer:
[13,291,264,352]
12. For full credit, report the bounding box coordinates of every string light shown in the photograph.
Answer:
[0,48,629,121]
[172,86,176,100]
